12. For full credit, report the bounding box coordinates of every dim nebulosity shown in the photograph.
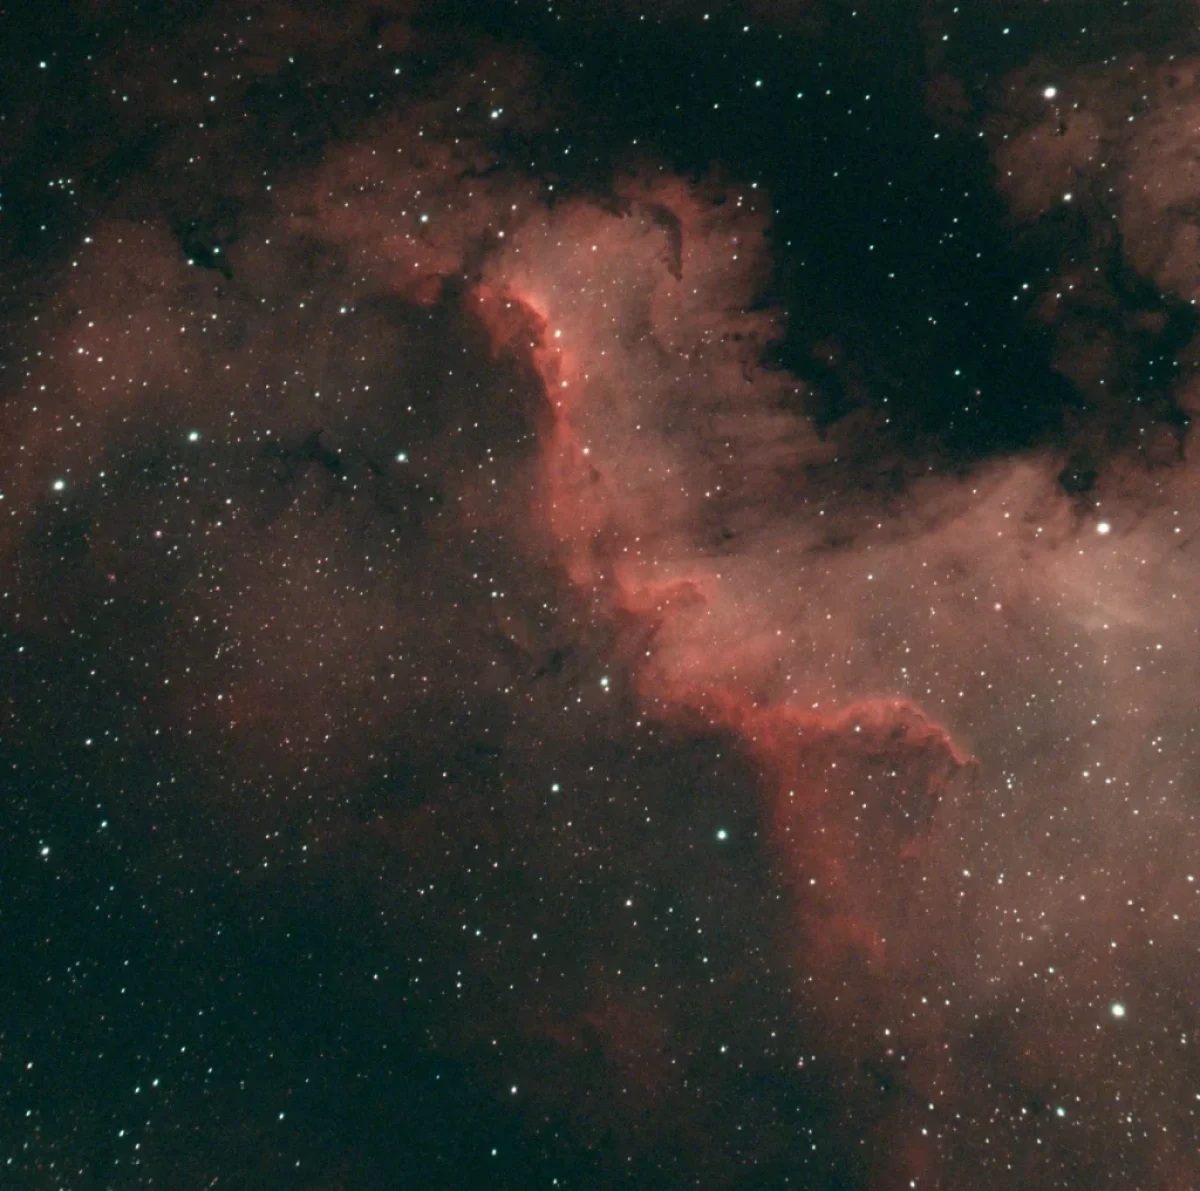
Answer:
[5,1,1200,1187]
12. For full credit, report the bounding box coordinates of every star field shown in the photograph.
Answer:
[4,2,1200,1188]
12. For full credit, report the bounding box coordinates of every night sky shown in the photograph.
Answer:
[6,1,1200,1187]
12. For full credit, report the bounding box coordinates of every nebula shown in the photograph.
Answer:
[5,2,1200,1188]
[466,160,1200,1184]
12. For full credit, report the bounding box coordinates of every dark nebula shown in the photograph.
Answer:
[5,2,1200,1187]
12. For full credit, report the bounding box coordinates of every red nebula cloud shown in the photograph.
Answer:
[471,172,987,1064]
[458,150,1200,1184]
[11,9,1200,1183]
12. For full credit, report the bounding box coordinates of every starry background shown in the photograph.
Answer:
[5,1,1200,1188]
